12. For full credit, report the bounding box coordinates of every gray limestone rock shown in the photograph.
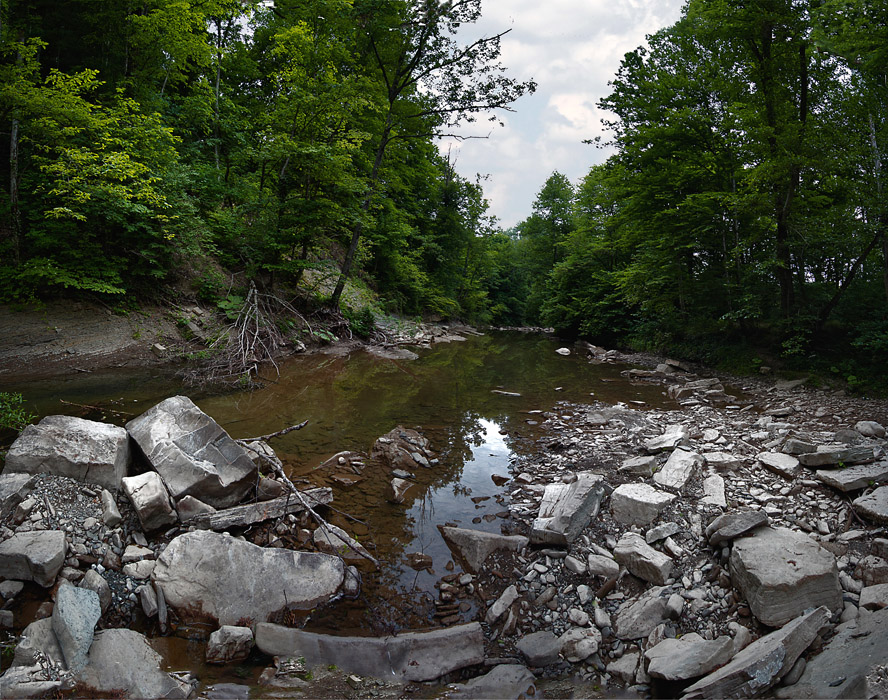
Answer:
[620,455,658,476]
[644,424,690,453]
[614,587,671,640]
[449,664,537,700]
[853,486,888,524]
[370,426,435,472]
[855,421,886,438]
[730,527,842,627]
[486,584,519,625]
[859,583,888,610]
[702,474,726,507]
[121,471,177,532]
[78,570,111,614]
[704,452,745,471]
[611,483,676,526]
[757,452,801,479]
[530,472,612,546]
[0,473,36,520]
[559,627,602,662]
[816,463,888,492]
[0,530,66,587]
[152,530,346,626]
[653,448,703,492]
[613,532,673,585]
[774,608,888,699]
[78,628,192,699]
[798,445,876,467]
[175,494,216,521]
[52,583,101,673]
[515,631,561,667]
[5,416,130,492]
[126,395,257,508]
[683,607,832,699]
[206,625,254,664]
[586,553,620,578]
[255,622,484,682]
[645,633,734,681]
[99,489,122,527]
[706,510,769,546]
[312,523,375,564]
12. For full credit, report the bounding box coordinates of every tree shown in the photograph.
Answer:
[328,0,535,307]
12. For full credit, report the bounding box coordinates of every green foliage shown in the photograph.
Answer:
[0,393,37,433]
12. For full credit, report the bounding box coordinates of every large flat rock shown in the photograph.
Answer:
[530,472,612,545]
[611,483,676,526]
[613,532,673,585]
[645,633,733,681]
[126,396,257,508]
[683,607,831,699]
[853,486,888,524]
[730,527,841,627]
[816,463,888,492]
[5,416,130,491]
[774,608,888,699]
[0,530,66,587]
[255,622,484,682]
[439,526,528,573]
[52,584,100,673]
[152,530,345,626]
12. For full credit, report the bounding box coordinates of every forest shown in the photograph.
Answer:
[1,0,887,388]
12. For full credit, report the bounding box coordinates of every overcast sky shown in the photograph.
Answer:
[440,0,685,229]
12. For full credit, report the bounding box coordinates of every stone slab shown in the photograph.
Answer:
[817,463,888,492]
[611,483,676,526]
[530,472,612,545]
[853,486,888,524]
[653,449,703,492]
[0,530,66,587]
[439,526,529,573]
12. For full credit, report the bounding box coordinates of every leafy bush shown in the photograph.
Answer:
[0,392,36,433]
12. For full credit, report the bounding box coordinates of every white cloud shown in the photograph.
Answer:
[442,0,684,227]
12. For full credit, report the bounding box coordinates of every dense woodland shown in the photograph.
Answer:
[1,1,887,387]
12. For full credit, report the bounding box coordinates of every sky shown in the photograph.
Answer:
[440,0,685,229]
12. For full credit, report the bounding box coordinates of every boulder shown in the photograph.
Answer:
[586,553,620,578]
[448,664,537,700]
[859,583,888,610]
[0,530,66,587]
[855,421,886,438]
[175,494,216,521]
[853,486,888,524]
[52,583,101,673]
[439,526,528,573]
[798,445,875,467]
[125,395,257,508]
[5,416,130,492]
[121,471,177,532]
[683,606,831,699]
[206,625,254,664]
[644,424,689,453]
[255,622,483,682]
[816,463,888,493]
[152,530,346,626]
[704,452,745,471]
[78,629,192,699]
[614,587,672,640]
[730,527,842,627]
[645,633,733,680]
[515,630,561,667]
[99,489,122,527]
[757,452,801,479]
[653,448,703,492]
[774,608,888,699]
[79,570,112,614]
[370,427,435,472]
[613,532,673,585]
[0,473,35,520]
[530,472,612,545]
[559,626,602,662]
[607,651,640,683]
[857,555,888,586]
[706,510,769,546]
[620,455,658,476]
[610,483,676,525]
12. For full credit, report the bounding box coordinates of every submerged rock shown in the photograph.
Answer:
[152,530,346,626]
[255,622,484,682]
[371,426,435,472]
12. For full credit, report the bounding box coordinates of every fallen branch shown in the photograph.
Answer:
[235,428,378,567]
[242,420,309,443]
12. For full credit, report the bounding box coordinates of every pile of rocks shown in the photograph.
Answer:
[450,364,888,698]
[0,396,360,697]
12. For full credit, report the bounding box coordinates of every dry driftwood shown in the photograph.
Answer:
[189,487,332,531]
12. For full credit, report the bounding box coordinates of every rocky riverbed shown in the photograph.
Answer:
[2,336,888,699]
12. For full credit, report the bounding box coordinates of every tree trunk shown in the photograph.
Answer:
[9,116,21,265]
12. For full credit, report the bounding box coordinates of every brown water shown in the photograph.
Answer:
[6,332,671,638]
